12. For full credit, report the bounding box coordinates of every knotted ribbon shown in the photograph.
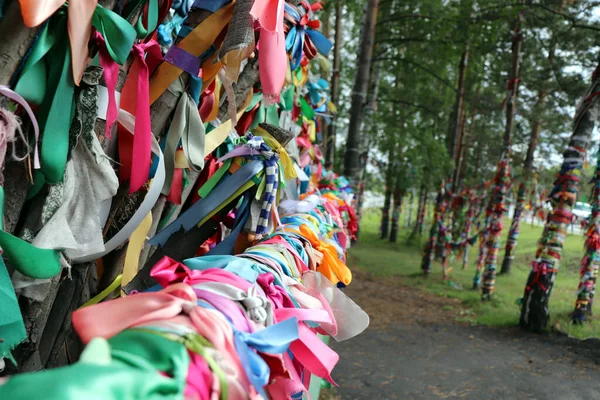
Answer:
[283,1,332,71]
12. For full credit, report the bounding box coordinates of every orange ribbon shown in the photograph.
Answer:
[19,0,98,85]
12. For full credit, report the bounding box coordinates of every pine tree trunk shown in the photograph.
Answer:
[422,184,445,275]
[407,184,426,244]
[572,147,600,323]
[343,0,379,183]
[480,11,522,298]
[325,0,343,167]
[380,149,394,239]
[418,186,427,236]
[520,70,600,332]
[389,172,403,243]
[448,41,469,190]
[406,190,415,228]
[500,89,547,275]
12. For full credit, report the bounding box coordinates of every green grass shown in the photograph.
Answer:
[348,209,600,339]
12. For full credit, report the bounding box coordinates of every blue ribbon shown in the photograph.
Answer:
[192,0,232,12]
[184,254,261,283]
[149,160,264,247]
[206,190,252,255]
[233,317,299,398]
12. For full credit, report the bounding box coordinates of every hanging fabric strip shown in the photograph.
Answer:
[149,1,235,104]
[161,77,206,196]
[73,109,165,263]
[118,40,163,193]
[148,160,263,247]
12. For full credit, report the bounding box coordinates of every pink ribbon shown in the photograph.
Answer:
[151,256,253,290]
[122,40,163,193]
[0,85,40,169]
[72,283,252,399]
[256,273,296,309]
[94,32,119,139]
[251,0,286,102]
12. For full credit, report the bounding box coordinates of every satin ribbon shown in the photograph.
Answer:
[19,0,96,85]
[193,282,274,326]
[151,257,253,290]
[19,2,136,85]
[192,0,232,12]
[251,0,286,101]
[118,40,163,193]
[149,1,235,104]
[232,318,299,398]
[0,335,188,399]
[148,159,263,247]
[253,125,297,180]
[184,255,261,283]
[14,10,73,185]
[0,187,26,363]
[73,284,252,399]
[161,77,206,197]
[122,212,153,292]
[283,2,332,71]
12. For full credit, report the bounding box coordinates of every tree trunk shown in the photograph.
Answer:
[407,184,426,244]
[461,192,477,270]
[418,187,427,236]
[343,0,379,183]
[481,11,523,298]
[380,149,395,239]
[3,2,262,373]
[500,90,546,275]
[406,190,415,228]
[448,41,469,191]
[389,170,403,243]
[422,184,446,275]
[520,70,600,332]
[324,0,342,166]
[572,147,600,323]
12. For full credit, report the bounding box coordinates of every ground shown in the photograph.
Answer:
[321,210,600,399]
[328,270,600,399]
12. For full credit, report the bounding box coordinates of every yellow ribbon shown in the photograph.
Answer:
[204,88,254,156]
[121,211,153,294]
[253,125,297,180]
[149,2,236,104]
[78,274,123,309]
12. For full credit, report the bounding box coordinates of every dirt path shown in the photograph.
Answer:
[330,270,600,399]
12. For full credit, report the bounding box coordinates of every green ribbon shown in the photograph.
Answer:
[0,184,60,364]
[0,256,24,365]
[124,0,160,39]
[299,96,316,120]
[279,86,294,111]
[93,6,138,64]
[15,11,73,185]
[198,159,233,199]
[15,6,136,187]
[0,333,187,399]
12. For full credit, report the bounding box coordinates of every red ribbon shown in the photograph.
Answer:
[118,40,163,193]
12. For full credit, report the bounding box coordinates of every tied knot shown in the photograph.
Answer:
[242,287,268,323]
[245,134,279,162]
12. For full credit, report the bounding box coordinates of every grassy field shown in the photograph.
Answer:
[347,209,600,339]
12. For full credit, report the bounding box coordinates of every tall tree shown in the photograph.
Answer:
[481,8,524,299]
[325,0,343,166]
[380,147,395,239]
[343,0,379,184]
[520,67,600,332]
